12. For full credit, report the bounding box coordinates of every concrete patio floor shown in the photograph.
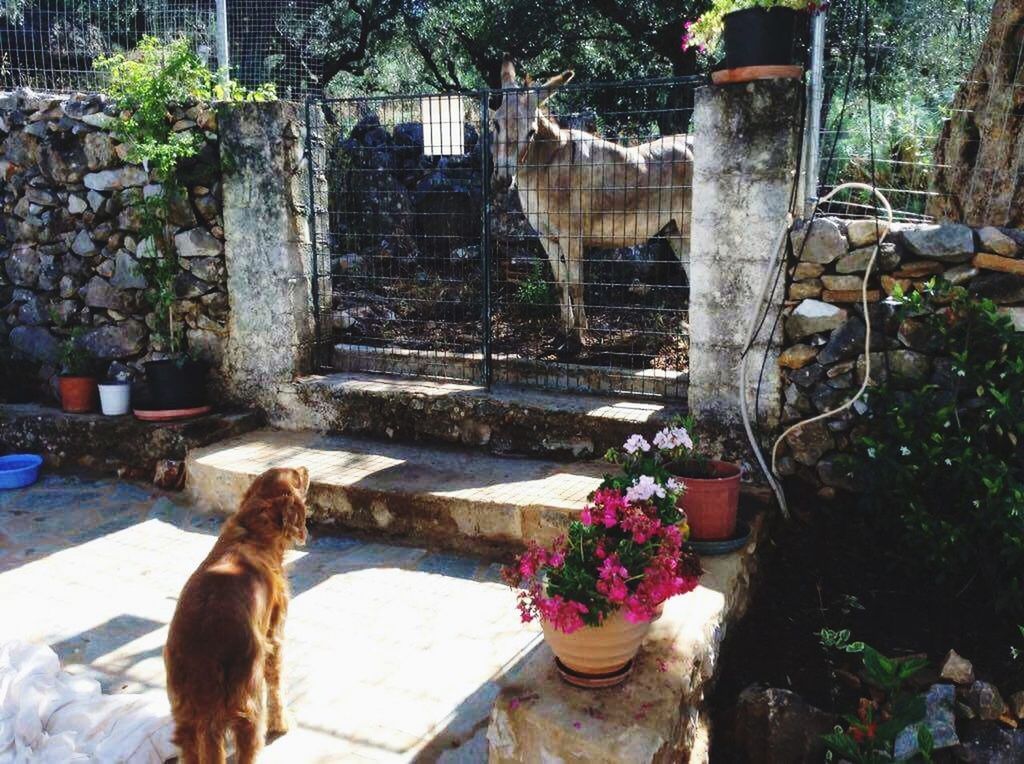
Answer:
[0,474,541,762]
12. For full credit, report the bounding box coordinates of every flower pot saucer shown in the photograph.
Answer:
[684,519,751,556]
[711,65,804,85]
[555,657,634,689]
[133,405,212,422]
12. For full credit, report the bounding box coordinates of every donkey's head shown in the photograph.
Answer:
[490,56,574,190]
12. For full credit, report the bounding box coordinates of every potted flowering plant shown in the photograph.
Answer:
[57,329,98,414]
[504,435,703,688]
[683,0,817,75]
[608,417,742,541]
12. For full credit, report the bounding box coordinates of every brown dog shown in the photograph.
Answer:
[165,466,310,763]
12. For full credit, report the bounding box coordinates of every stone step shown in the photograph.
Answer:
[186,428,607,555]
[488,515,763,764]
[333,342,688,399]
[276,372,687,461]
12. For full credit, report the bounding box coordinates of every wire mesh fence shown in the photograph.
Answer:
[816,0,1004,222]
[0,0,325,99]
[316,77,697,397]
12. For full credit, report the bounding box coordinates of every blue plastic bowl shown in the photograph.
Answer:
[0,454,43,490]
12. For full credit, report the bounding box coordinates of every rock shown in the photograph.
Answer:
[76,112,115,129]
[821,274,865,291]
[790,362,826,388]
[968,272,1024,304]
[818,318,866,365]
[71,229,98,256]
[80,319,146,358]
[8,325,59,363]
[17,295,50,325]
[793,262,824,280]
[174,227,221,258]
[973,252,1024,277]
[978,226,1018,257]
[969,681,1006,721]
[58,275,78,299]
[881,274,912,297]
[83,131,116,170]
[855,352,888,385]
[174,272,214,299]
[96,258,115,279]
[846,218,890,247]
[893,684,958,760]
[186,328,224,364]
[4,132,40,165]
[39,144,88,183]
[998,307,1024,331]
[110,251,147,289]
[788,280,822,300]
[153,459,186,491]
[817,452,858,491]
[898,318,942,353]
[786,300,847,340]
[84,276,131,311]
[52,299,78,326]
[944,264,978,285]
[1010,691,1024,719]
[67,194,88,214]
[778,344,818,369]
[889,349,932,381]
[87,190,106,212]
[785,419,834,466]
[451,245,480,261]
[956,725,1024,764]
[734,686,834,764]
[193,192,219,225]
[791,218,846,264]
[181,256,224,283]
[5,245,40,286]
[902,224,975,263]
[940,649,975,684]
[83,166,148,191]
[894,260,946,279]
[836,244,900,274]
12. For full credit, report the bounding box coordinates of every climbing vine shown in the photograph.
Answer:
[93,36,274,355]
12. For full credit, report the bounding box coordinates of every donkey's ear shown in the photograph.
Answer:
[538,70,574,104]
[501,55,518,89]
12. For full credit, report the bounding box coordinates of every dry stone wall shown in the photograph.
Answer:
[777,217,1024,495]
[0,89,228,402]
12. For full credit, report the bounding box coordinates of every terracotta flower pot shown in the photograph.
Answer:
[541,610,653,688]
[676,460,741,541]
[59,376,98,413]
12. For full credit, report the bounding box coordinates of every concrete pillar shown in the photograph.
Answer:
[218,100,327,412]
[687,80,802,456]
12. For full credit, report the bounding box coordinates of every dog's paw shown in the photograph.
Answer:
[267,709,294,737]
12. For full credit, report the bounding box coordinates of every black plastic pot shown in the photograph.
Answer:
[144,359,208,410]
[722,7,804,69]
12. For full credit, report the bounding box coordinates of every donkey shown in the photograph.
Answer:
[490,57,693,347]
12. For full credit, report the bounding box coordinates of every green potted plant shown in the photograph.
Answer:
[504,445,702,688]
[606,419,742,541]
[684,0,818,76]
[58,329,98,414]
[143,300,208,414]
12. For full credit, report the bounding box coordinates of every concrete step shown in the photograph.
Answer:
[275,372,687,461]
[186,428,607,555]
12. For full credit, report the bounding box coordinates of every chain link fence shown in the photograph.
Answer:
[1,0,325,99]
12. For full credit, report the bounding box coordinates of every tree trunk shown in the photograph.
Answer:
[927,0,1024,225]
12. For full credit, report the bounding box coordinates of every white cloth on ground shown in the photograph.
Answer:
[0,640,175,763]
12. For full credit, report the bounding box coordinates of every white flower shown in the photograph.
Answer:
[867,447,876,459]
[653,426,694,452]
[944,458,952,466]
[900,446,911,456]
[666,478,683,494]
[625,475,665,504]
[623,434,651,454]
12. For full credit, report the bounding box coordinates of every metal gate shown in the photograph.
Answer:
[309,76,701,398]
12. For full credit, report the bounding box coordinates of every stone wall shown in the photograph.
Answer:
[0,89,228,403]
[777,218,1024,495]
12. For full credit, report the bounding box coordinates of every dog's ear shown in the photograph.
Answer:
[280,489,308,545]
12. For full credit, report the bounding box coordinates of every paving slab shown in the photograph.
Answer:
[0,474,541,762]
[187,429,608,554]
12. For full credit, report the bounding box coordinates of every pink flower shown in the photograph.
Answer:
[580,507,592,525]
[537,595,589,634]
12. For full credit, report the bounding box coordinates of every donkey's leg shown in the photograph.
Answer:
[564,236,588,338]
[667,231,691,282]
[538,236,573,337]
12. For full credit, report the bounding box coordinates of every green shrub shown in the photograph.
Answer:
[856,280,1024,614]
[515,259,554,316]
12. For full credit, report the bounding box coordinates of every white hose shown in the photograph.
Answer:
[769,183,893,476]
[738,182,893,516]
